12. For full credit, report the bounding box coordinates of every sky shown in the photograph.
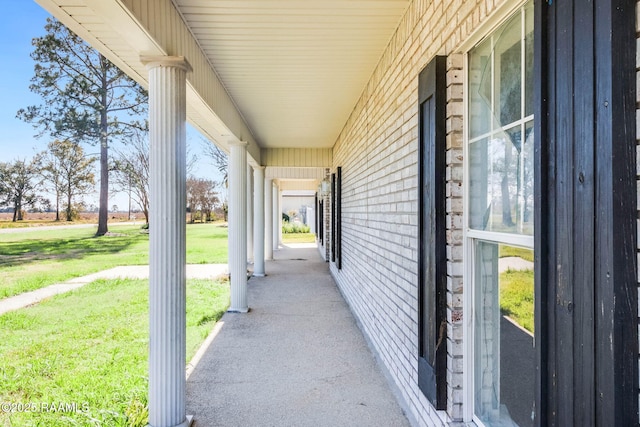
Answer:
[0,1,224,210]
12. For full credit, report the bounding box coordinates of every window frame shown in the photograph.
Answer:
[462,1,534,424]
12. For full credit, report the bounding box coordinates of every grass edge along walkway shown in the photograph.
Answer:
[0,264,228,316]
[0,223,228,299]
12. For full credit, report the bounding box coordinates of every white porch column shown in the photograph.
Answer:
[273,183,279,251]
[253,167,265,276]
[143,56,192,427]
[278,187,283,247]
[246,164,254,263]
[228,141,248,313]
[265,178,273,260]
[247,163,254,262]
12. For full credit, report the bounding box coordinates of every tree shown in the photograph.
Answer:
[0,159,41,221]
[112,132,150,224]
[17,17,147,235]
[201,140,228,189]
[186,177,220,223]
[34,148,63,221]
[38,140,95,222]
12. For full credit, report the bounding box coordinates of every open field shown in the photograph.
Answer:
[0,212,137,229]
[0,223,228,299]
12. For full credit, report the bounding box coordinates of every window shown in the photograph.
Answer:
[466,2,534,426]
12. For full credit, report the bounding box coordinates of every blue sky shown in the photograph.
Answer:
[0,2,50,161]
[0,2,223,208]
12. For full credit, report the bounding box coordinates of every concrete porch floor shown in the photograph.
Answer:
[186,244,411,427]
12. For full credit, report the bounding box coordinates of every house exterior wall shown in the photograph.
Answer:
[328,0,530,424]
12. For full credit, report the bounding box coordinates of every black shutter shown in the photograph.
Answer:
[319,200,324,245]
[336,167,342,269]
[331,173,336,263]
[417,55,447,409]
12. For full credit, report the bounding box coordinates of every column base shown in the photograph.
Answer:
[147,415,193,427]
[253,273,266,277]
[227,307,250,313]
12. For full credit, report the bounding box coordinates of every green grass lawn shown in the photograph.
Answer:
[0,277,229,427]
[281,232,316,244]
[498,244,534,333]
[0,223,228,299]
[499,245,534,262]
[500,268,534,334]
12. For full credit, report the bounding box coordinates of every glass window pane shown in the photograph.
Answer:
[521,121,534,232]
[475,242,534,427]
[495,127,519,234]
[494,15,522,127]
[469,126,534,235]
[469,137,490,230]
[469,38,492,139]
[468,1,533,236]
[524,3,534,117]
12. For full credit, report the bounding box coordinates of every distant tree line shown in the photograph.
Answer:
[0,138,223,224]
[0,140,94,221]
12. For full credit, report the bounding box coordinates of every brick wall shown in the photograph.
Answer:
[327,0,511,424]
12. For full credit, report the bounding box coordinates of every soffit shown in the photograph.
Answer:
[172,0,410,148]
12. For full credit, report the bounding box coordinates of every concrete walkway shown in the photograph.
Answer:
[498,256,534,273]
[0,264,228,316]
[186,244,410,427]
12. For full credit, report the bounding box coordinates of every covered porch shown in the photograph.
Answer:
[31,0,412,426]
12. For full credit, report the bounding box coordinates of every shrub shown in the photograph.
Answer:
[282,221,310,234]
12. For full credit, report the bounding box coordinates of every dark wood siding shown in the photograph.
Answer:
[535,0,637,424]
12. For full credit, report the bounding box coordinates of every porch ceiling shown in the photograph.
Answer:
[34,0,410,152]
[173,0,410,148]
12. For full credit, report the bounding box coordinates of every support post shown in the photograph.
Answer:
[228,140,248,313]
[246,164,254,263]
[272,182,279,252]
[142,55,192,427]
[253,167,265,276]
[278,187,283,247]
[265,178,273,260]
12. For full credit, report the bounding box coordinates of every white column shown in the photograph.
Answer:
[265,178,273,260]
[228,140,248,313]
[278,187,283,247]
[143,55,191,427]
[272,183,279,252]
[253,167,265,276]
[246,164,254,263]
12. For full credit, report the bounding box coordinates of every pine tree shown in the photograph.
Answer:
[18,17,147,235]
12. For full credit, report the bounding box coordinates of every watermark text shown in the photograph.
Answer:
[1,402,89,413]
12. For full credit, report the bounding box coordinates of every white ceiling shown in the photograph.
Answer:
[172,0,410,148]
